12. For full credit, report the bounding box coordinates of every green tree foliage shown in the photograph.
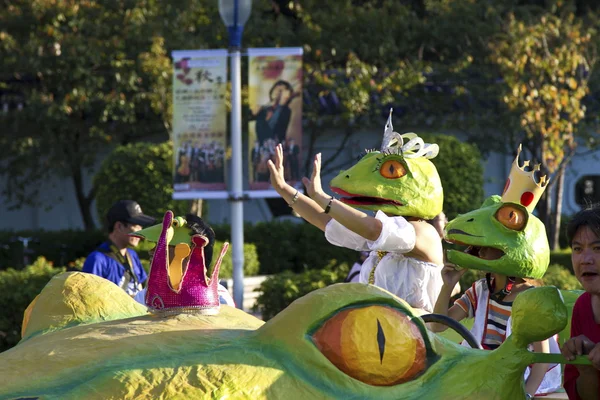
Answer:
[421,134,484,219]
[213,220,357,275]
[0,257,64,351]
[253,261,350,320]
[543,263,582,290]
[216,241,260,279]
[254,260,579,321]
[491,13,595,175]
[0,1,175,230]
[94,142,189,226]
[489,13,596,248]
[2,0,599,230]
[260,1,431,175]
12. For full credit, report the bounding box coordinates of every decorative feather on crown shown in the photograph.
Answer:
[380,108,439,159]
[131,211,228,315]
[501,145,549,213]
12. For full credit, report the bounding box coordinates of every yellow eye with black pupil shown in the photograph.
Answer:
[312,305,428,386]
[379,160,406,179]
[495,204,527,231]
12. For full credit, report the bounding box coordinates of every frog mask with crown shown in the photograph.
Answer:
[131,211,228,315]
[445,145,550,279]
[329,109,443,220]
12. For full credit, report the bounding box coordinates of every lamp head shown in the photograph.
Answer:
[218,0,253,47]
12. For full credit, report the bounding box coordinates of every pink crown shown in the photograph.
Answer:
[145,211,228,315]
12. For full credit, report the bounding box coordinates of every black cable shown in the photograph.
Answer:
[420,313,483,350]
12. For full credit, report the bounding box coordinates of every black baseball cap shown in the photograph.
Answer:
[106,200,156,228]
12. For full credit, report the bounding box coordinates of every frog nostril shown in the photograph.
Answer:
[345,175,350,179]
[467,218,474,222]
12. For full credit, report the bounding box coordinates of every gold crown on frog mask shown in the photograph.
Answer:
[501,145,549,213]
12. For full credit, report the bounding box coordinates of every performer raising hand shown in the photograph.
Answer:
[268,110,445,314]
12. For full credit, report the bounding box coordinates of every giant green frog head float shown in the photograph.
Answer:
[0,269,587,399]
[445,145,550,279]
[329,109,443,220]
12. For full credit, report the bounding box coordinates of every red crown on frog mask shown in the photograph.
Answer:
[141,211,228,315]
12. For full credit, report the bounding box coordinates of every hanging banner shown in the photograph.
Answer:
[247,47,303,195]
[171,49,229,199]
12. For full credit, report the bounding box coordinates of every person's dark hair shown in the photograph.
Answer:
[186,214,216,268]
[269,80,293,101]
[566,204,600,246]
[107,220,120,233]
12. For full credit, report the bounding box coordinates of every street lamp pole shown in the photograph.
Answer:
[219,0,252,309]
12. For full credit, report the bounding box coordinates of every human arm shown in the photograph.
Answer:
[301,150,384,241]
[430,264,468,333]
[573,343,600,399]
[525,340,550,397]
[267,144,332,231]
[574,365,600,400]
[406,221,445,265]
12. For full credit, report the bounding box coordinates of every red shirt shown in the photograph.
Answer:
[564,292,600,399]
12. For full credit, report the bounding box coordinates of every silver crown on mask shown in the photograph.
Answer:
[380,109,439,159]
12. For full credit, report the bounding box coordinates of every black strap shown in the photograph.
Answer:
[487,273,516,302]
[97,244,139,288]
[485,273,493,293]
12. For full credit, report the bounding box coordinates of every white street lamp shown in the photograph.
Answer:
[219,0,252,310]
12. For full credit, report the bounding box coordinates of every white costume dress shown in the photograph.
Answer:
[325,210,443,313]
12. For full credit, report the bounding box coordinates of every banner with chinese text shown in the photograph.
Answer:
[172,50,228,199]
[247,48,303,194]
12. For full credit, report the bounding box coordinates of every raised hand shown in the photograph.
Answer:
[302,153,324,199]
[441,263,466,289]
[267,144,287,193]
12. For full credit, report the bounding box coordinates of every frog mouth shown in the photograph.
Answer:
[330,187,403,206]
[445,229,504,260]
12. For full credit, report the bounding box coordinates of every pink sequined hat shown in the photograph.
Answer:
[131,210,228,315]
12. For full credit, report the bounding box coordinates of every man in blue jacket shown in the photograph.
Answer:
[83,200,155,297]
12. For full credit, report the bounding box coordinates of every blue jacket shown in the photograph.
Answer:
[82,242,147,296]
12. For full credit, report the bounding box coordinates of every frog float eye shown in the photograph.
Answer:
[379,160,407,179]
[311,305,431,386]
[495,204,528,231]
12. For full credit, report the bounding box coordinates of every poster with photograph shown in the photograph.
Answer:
[247,48,303,194]
[172,49,229,199]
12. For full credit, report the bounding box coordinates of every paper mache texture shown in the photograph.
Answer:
[445,195,550,279]
[0,271,580,399]
[329,110,443,220]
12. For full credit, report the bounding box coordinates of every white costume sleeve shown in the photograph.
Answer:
[325,219,370,251]
[324,210,416,252]
[367,211,416,252]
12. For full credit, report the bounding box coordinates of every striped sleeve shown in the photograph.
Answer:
[454,283,476,318]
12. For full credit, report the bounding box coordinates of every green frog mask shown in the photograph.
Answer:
[330,110,443,220]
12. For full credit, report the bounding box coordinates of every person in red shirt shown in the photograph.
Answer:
[562,206,600,399]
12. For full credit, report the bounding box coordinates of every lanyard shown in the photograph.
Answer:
[107,243,139,287]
